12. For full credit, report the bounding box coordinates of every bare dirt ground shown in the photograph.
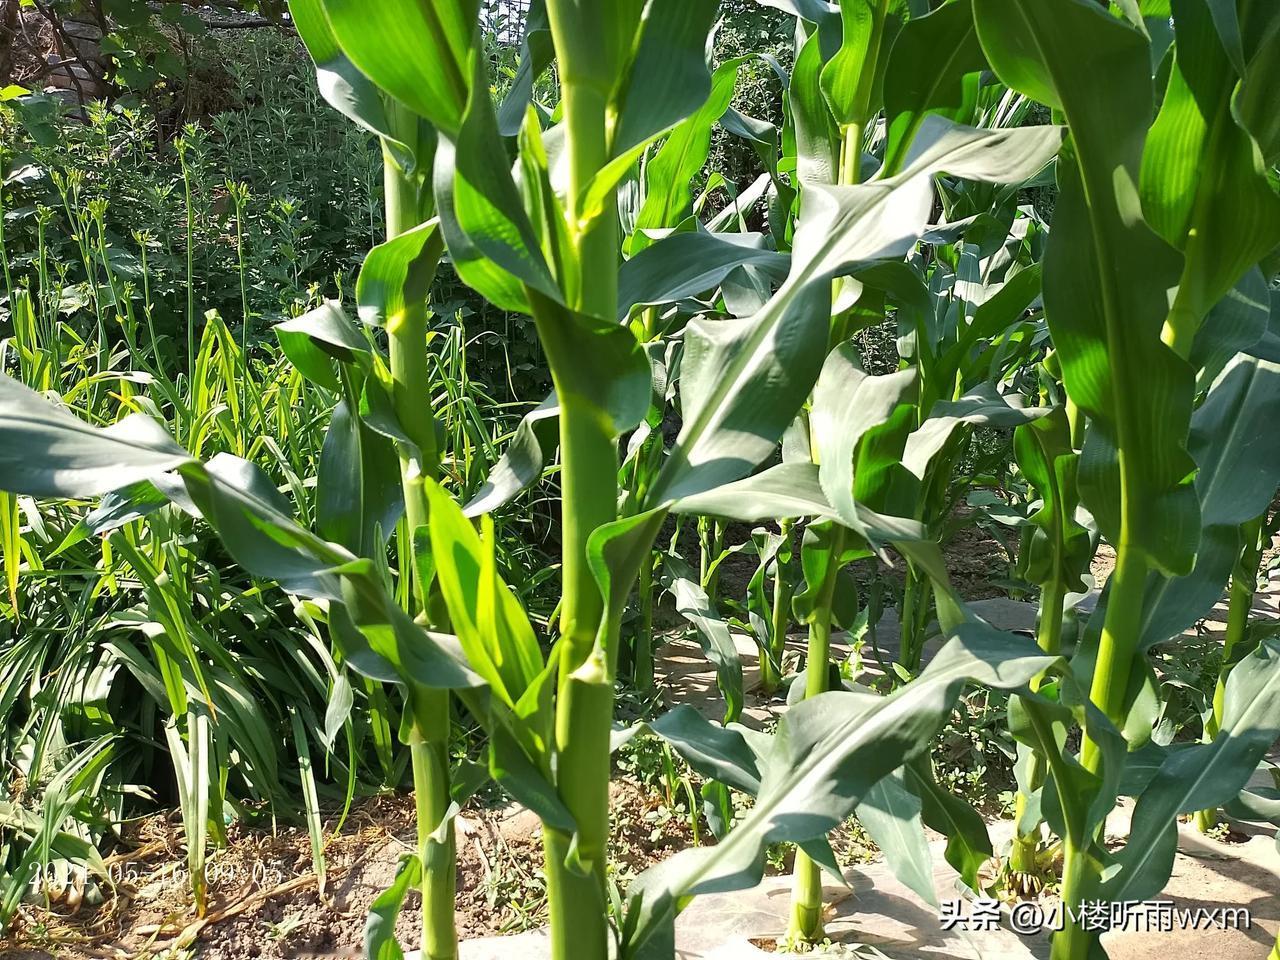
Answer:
[1,777,696,960]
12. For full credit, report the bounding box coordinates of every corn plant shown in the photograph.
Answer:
[1195,504,1279,831]
[0,0,1056,954]
[2,4,1279,960]
[972,1,1280,957]
[681,0,1058,939]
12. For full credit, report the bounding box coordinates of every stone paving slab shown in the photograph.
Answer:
[445,814,1278,960]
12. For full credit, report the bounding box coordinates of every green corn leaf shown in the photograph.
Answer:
[619,623,1055,956]
[974,0,1199,576]
[1104,638,1280,901]
[587,508,669,678]
[670,461,925,546]
[762,0,841,26]
[673,462,840,523]
[288,0,421,173]
[321,0,477,138]
[356,219,445,328]
[851,404,919,519]
[790,22,840,187]
[1234,22,1280,165]
[531,292,651,436]
[463,394,560,517]
[720,107,795,234]
[933,259,1043,393]
[1137,353,1280,649]
[617,231,791,321]
[430,43,559,314]
[451,758,492,807]
[623,704,762,796]
[65,480,167,540]
[1190,268,1271,384]
[901,386,1049,481]
[790,520,867,629]
[0,375,193,498]
[812,342,917,532]
[881,0,987,176]
[902,759,992,891]
[839,259,931,315]
[177,453,347,598]
[488,722,574,834]
[1014,692,1127,847]
[663,557,743,724]
[422,479,545,711]
[322,670,354,753]
[820,0,901,130]
[328,556,485,695]
[275,301,373,392]
[1140,0,1280,339]
[573,0,719,216]
[649,117,1063,505]
[316,397,402,557]
[609,0,719,159]
[515,106,576,297]
[496,0,553,136]
[1224,784,1280,825]
[1013,409,1090,592]
[627,58,743,254]
[855,767,935,906]
[1204,0,1244,73]
[363,854,421,960]
[1115,739,1170,799]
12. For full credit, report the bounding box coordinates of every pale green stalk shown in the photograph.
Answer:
[635,551,656,691]
[1055,538,1145,960]
[1009,575,1064,880]
[789,113,867,944]
[788,525,847,942]
[537,7,622,957]
[383,101,456,960]
[761,519,794,695]
[0,166,12,310]
[178,140,196,422]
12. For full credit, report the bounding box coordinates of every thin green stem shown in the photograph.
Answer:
[411,696,456,960]
[788,527,846,944]
[1196,514,1263,832]
[635,553,655,691]
[1051,537,1145,959]
[762,522,794,695]
[0,176,12,310]
[1009,575,1065,882]
[180,151,196,425]
[383,103,455,960]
